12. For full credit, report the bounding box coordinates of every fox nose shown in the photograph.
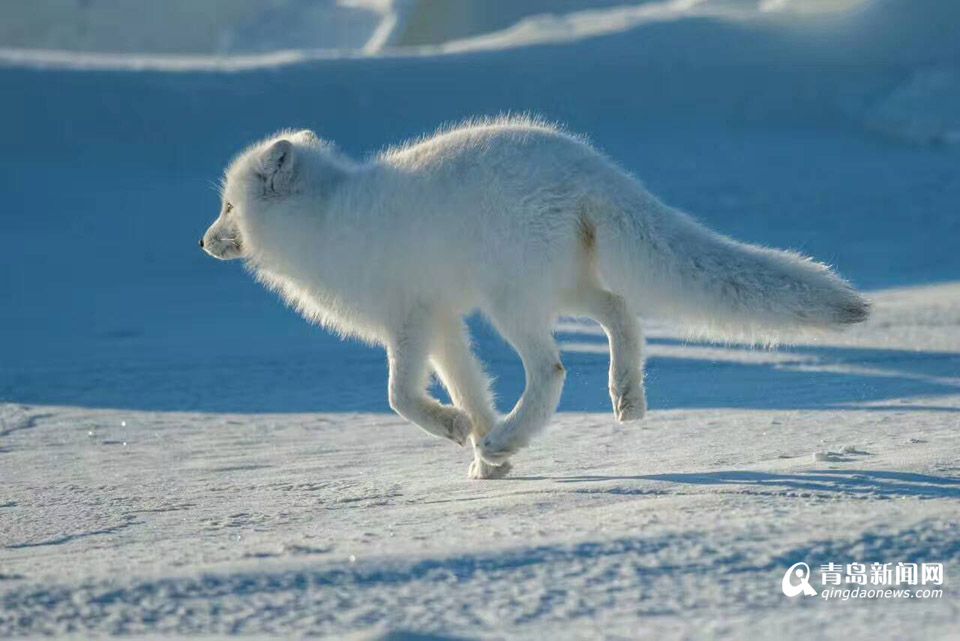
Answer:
[199,237,205,248]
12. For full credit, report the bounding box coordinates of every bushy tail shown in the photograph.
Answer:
[594,202,869,344]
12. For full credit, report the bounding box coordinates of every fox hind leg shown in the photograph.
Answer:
[477,314,566,465]
[574,285,647,422]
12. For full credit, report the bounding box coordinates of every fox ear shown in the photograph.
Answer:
[258,139,296,194]
[298,129,319,144]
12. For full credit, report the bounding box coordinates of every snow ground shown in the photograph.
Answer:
[2,285,959,639]
[1,0,959,639]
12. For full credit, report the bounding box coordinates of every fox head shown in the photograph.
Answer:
[200,129,342,261]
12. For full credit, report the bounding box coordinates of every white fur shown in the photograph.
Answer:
[201,116,868,478]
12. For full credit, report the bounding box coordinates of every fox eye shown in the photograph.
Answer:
[224,202,234,213]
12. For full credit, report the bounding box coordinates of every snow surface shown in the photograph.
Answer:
[1,0,959,638]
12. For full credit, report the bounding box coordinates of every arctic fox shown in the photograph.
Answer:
[201,117,868,479]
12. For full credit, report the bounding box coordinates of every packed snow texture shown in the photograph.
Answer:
[1,0,959,639]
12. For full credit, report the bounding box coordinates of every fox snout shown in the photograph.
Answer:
[200,230,244,260]
[200,215,245,260]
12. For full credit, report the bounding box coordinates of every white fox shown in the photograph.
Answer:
[201,116,868,479]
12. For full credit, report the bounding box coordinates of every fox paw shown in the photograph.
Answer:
[446,411,473,447]
[467,457,513,480]
[477,434,517,465]
[613,387,647,422]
